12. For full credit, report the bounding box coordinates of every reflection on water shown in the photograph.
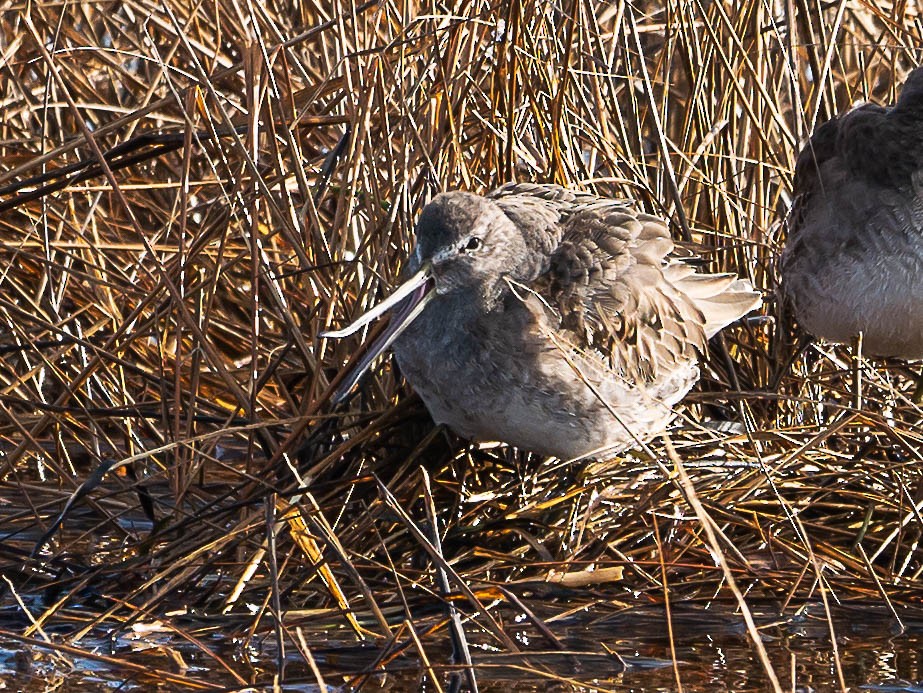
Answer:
[2,600,923,691]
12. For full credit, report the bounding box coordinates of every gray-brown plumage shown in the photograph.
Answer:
[781,67,923,358]
[324,183,761,459]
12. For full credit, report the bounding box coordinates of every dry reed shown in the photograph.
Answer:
[0,0,922,689]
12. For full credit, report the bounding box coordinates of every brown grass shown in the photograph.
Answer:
[0,0,922,689]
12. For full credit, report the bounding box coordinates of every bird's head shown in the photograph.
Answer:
[406,191,531,308]
[321,190,537,403]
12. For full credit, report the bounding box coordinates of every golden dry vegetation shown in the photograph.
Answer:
[0,0,922,689]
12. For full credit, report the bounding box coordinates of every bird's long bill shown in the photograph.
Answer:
[321,265,435,403]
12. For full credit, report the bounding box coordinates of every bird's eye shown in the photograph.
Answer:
[460,237,482,252]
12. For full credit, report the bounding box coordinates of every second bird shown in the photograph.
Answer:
[324,183,761,459]
[782,66,923,358]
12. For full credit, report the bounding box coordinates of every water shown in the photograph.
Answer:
[2,599,923,691]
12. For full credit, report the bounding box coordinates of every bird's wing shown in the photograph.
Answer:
[536,199,709,384]
[788,68,923,241]
[785,113,842,246]
[488,184,759,384]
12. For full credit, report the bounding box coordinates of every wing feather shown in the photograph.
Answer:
[487,184,760,383]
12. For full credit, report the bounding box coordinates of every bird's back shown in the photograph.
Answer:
[492,183,761,381]
[781,67,923,357]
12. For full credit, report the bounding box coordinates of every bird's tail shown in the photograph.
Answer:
[665,264,763,338]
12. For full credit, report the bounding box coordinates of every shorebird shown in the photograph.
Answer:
[323,183,761,459]
[781,67,923,362]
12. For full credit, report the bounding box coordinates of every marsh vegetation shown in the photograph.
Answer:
[1,1,922,689]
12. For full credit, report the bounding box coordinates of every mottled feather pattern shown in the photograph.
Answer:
[494,185,711,384]
[782,66,923,358]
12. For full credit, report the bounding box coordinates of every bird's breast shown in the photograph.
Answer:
[391,292,699,458]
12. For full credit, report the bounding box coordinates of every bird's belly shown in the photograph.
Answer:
[783,221,923,357]
[395,329,699,459]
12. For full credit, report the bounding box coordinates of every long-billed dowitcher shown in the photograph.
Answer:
[782,67,923,359]
[323,183,761,459]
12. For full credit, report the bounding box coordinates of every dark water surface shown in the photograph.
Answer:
[2,600,923,691]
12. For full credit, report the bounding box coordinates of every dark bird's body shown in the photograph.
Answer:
[325,184,761,459]
[782,67,923,358]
